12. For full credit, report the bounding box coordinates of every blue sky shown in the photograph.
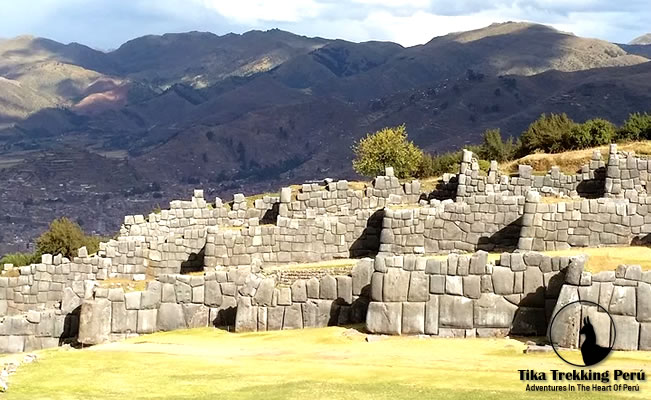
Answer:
[0,1,648,50]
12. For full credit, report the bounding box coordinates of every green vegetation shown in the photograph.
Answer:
[1,217,105,268]
[352,124,423,178]
[4,327,650,400]
[413,111,651,179]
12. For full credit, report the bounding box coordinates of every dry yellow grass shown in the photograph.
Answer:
[263,258,356,271]
[4,327,650,399]
[501,141,651,174]
[542,246,651,273]
[98,278,149,292]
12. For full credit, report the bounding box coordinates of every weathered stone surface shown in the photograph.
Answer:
[61,287,82,314]
[267,306,285,330]
[78,298,112,345]
[183,304,209,328]
[204,280,222,307]
[319,275,337,300]
[521,267,545,307]
[366,302,401,334]
[278,288,292,306]
[425,295,439,335]
[549,286,580,348]
[282,304,303,330]
[254,278,275,306]
[111,302,137,333]
[408,271,429,302]
[445,276,463,296]
[609,286,636,316]
[137,309,158,334]
[383,268,409,301]
[307,277,320,299]
[401,302,425,334]
[235,297,258,332]
[174,281,192,304]
[291,280,308,303]
[636,282,651,322]
[640,323,651,350]
[125,291,142,310]
[439,296,473,328]
[492,267,514,295]
[352,258,373,296]
[429,275,445,294]
[463,276,481,299]
[336,276,353,304]
[371,272,383,301]
[584,306,613,349]
[474,294,517,328]
[157,303,187,331]
[612,315,639,350]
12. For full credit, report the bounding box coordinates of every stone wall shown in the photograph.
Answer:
[380,195,523,255]
[518,191,651,251]
[551,264,651,350]
[365,251,576,337]
[0,309,77,353]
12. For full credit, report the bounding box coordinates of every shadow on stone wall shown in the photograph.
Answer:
[477,216,522,252]
[349,209,385,258]
[576,166,606,198]
[181,246,205,274]
[260,202,280,225]
[60,306,81,346]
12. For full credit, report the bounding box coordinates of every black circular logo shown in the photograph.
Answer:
[548,300,616,367]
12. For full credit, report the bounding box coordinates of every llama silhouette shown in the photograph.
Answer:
[579,316,611,366]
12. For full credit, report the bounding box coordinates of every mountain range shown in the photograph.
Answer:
[1,21,650,255]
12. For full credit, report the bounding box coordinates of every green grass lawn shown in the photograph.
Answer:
[3,327,651,400]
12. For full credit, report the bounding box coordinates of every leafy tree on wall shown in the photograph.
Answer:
[352,124,423,178]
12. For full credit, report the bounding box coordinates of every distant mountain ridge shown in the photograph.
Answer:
[1,21,651,255]
[630,33,651,45]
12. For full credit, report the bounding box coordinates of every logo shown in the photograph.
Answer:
[548,300,616,367]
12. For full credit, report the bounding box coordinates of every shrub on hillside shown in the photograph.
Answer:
[35,217,101,259]
[564,118,616,149]
[477,128,518,162]
[417,151,461,178]
[0,252,40,269]
[618,112,651,141]
[352,124,423,178]
[519,113,577,154]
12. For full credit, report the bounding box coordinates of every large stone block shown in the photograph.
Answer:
[174,281,192,304]
[183,304,209,328]
[352,258,373,296]
[319,275,337,300]
[235,297,258,332]
[371,272,383,301]
[61,287,82,314]
[111,302,137,333]
[157,303,187,331]
[383,268,410,302]
[473,294,517,328]
[425,295,439,335]
[463,276,481,299]
[492,267,514,295]
[282,304,303,330]
[291,280,308,303]
[267,306,285,331]
[612,315,639,351]
[306,277,320,299]
[521,267,545,307]
[125,292,142,310]
[402,302,425,334]
[609,286,636,316]
[636,282,651,322]
[204,280,223,307]
[445,276,463,296]
[366,302,401,335]
[640,323,651,350]
[254,278,275,306]
[408,271,429,302]
[549,286,580,348]
[137,309,157,334]
[78,298,112,345]
[439,296,473,328]
[336,276,353,304]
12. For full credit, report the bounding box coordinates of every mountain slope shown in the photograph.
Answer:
[630,34,651,45]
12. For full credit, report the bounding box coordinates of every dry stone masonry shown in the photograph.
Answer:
[1,143,651,353]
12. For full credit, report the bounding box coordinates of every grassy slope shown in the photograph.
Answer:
[4,327,651,400]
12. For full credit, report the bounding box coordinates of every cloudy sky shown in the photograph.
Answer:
[0,0,648,50]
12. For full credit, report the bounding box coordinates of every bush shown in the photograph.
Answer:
[416,151,461,178]
[477,128,518,162]
[564,118,615,149]
[519,113,577,154]
[618,112,651,141]
[0,252,40,268]
[35,217,101,259]
[352,124,423,178]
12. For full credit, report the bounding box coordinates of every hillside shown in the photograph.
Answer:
[1,21,651,255]
[630,33,651,45]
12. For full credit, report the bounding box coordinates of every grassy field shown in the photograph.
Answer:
[3,327,651,400]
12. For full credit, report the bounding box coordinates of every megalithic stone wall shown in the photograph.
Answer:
[365,251,576,337]
[379,195,524,255]
[77,260,373,345]
[518,190,651,252]
[550,264,651,351]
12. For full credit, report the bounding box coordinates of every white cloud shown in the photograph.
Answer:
[200,0,326,23]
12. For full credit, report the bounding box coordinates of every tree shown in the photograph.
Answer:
[35,217,89,259]
[519,113,577,154]
[479,128,517,162]
[564,118,615,149]
[352,125,423,178]
[618,112,651,141]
